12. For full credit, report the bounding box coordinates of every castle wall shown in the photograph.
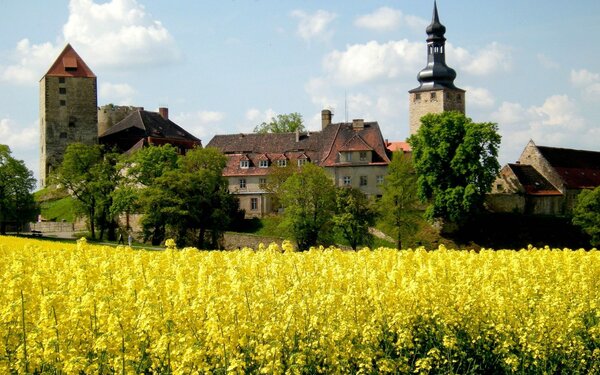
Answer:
[98,105,139,136]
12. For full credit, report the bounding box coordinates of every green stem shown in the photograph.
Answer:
[20,290,29,374]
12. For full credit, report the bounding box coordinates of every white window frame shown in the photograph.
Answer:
[240,160,249,169]
[259,178,267,188]
[259,160,269,168]
[376,175,384,185]
[297,159,307,166]
[277,159,287,167]
[239,179,246,189]
[360,176,368,186]
[250,198,258,210]
[343,176,351,186]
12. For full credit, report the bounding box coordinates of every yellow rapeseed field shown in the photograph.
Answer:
[0,236,599,374]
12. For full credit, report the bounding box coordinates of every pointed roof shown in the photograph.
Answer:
[339,134,373,152]
[100,109,200,142]
[507,164,561,196]
[43,44,96,79]
[426,1,446,43]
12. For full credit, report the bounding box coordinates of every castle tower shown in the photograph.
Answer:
[40,44,98,186]
[408,1,465,135]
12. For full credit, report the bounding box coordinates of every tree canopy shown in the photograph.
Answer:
[253,112,305,133]
[378,151,420,249]
[408,111,501,226]
[572,186,600,247]
[333,187,376,250]
[0,145,38,233]
[278,163,335,250]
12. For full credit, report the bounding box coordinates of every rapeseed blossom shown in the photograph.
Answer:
[0,236,598,373]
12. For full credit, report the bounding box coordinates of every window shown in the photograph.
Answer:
[360,176,368,186]
[297,159,306,166]
[277,159,287,167]
[415,93,421,101]
[251,198,258,211]
[239,179,246,189]
[59,100,66,106]
[59,132,67,139]
[259,178,267,188]
[58,77,65,84]
[343,176,351,186]
[240,160,249,168]
[359,151,367,161]
[430,92,437,100]
[344,153,352,162]
[259,160,269,168]
[69,121,76,128]
[59,87,66,95]
[376,175,384,185]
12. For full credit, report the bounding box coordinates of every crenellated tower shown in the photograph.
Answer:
[408,1,465,135]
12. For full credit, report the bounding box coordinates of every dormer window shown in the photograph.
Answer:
[298,159,306,166]
[277,159,287,167]
[240,160,249,169]
[259,160,269,168]
[359,151,367,161]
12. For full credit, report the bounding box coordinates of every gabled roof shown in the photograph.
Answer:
[386,141,412,153]
[43,44,96,79]
[320,122,391,166]
[339,134,373,152]
[100,110,200,143]
[508,164,561,196]
[536,145,600,189]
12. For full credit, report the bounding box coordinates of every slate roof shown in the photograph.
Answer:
[207,122,391,177]
[99,109,201,153]
[537,146,600,189]
[43,44,96,79]
[507,164,561,196]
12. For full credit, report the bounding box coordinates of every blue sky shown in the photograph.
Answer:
[1,0,599,185]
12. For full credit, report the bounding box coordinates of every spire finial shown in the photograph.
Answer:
[433,0,440,23]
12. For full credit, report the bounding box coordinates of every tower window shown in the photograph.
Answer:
[430,92,437,101]
[59,100,66,106]
[59,87,66,95]
[69,121,76,128]
[415,93,421,101]
[59,132,67,139]
[59,77,65,84]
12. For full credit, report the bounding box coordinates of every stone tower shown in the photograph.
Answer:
[40,44,98,186]
[408,1,465,135]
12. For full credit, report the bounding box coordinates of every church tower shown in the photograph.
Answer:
[408,1,465,135]
[40,44,98,186]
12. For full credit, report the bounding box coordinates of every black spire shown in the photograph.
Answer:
[410,1,461,92]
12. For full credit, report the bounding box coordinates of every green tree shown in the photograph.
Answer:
[0,145,38,234]
[55,143,119,239]
[279,163,336,250]
[264,163,299,212]
[333,187,376,250]
[253,112,305,133]
[572,186,600,247]
[139,147,240,248]
[378,151,420,249]
[408,111,500,227]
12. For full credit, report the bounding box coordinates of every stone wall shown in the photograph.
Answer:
[98,104,139,136]
[409,89,465,135]
[40,75,98,186]
[518,141,565,193]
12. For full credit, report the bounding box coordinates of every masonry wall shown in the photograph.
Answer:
[40,75,98,186]
[409,89,465,135]
[517,143,565,193]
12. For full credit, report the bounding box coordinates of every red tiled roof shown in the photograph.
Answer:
[207,121,391,176]
[386,141,412,153]
[43,44,96,79]
[537,146,600,189]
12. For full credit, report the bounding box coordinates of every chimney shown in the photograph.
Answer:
[295,129,300,142]
[158,107,169,120]
[321,109,332,130]
[352,119,364,131]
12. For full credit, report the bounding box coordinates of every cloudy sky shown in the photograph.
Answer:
[1,0,599,185]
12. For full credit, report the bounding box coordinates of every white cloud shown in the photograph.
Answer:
[172,110,225,140]
[451,42,512,76]
[0,40,61,85]
[354,7,426,33]
[322,40,422,85]
[64,0,180,67]
[465,86,495,108]
[99,82,136,105]
[570,69,600,101]
[491,95,595,164]
[0,0,180,86]
[0,118,39,153]
[291,9,337,43]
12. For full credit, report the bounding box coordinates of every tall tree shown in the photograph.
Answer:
[279,163,336,250]
[572,186,600,247]
[408,111,501,227]
[55,143,119,239]
[333,187,376,250]
[253,112,305,133]
[0,145,38,234]
[378,151,420,249]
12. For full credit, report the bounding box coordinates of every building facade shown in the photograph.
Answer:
[207,110,391,218]
[40,44,98,186]
[408,2,465,136]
